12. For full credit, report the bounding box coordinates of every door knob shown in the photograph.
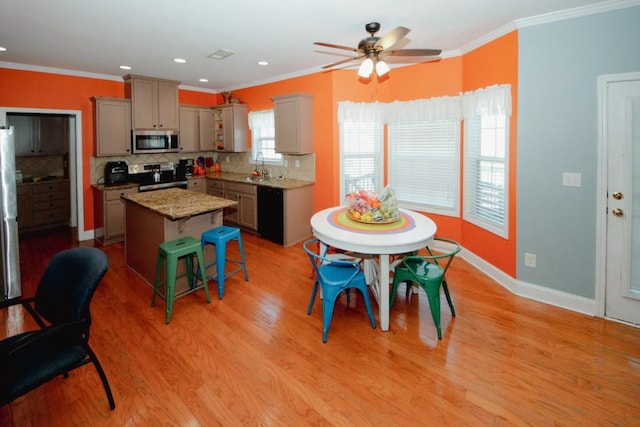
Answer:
[612,192,623,200]
[612,208,624,217]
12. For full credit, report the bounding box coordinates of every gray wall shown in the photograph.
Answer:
[517,6,640,298]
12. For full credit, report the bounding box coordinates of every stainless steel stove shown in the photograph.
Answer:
[127,162,188,192]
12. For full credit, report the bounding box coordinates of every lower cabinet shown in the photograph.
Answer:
[187,177,206,193]
[16,184,33,230]
[206,178,257,231]
[223,182,257,231]
[17,181,70,233]
[102,186,139,245]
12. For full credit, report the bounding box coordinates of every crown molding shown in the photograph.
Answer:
[460,0,640,54]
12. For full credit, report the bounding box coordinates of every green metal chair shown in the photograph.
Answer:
[390,237,461,339]
[152,236,211,323]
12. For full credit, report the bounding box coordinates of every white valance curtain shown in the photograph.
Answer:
[337,84,512,123]
[248,109,274,130]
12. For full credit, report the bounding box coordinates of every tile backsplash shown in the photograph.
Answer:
[90,151,315,184]
[16,155,66,179]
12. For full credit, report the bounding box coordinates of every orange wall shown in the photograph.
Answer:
[0,31,518,275]
[0,68,125,230]
[0,69,217,230]
[462,31,518,276]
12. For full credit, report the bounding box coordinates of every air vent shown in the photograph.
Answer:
[207,49,235,60]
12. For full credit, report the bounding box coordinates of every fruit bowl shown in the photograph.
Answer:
[344,187,399,224]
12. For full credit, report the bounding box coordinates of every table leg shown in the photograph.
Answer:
[379,254,390,331]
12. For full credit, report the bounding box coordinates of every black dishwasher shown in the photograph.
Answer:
[257,186,284,244]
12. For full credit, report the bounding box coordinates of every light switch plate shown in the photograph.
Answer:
[562,172,581,187]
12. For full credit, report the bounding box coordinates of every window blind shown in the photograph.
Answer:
[464,114,508,237]
[388,120,459,215]
[340,121,383,200]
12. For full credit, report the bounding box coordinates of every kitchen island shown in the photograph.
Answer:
[122,188,237,293]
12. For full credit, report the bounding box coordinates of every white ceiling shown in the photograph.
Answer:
[0,0,618,93]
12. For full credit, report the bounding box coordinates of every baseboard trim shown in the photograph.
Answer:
[431,240,597,317]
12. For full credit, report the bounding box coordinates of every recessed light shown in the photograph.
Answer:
[119,65,132,70]
[174,58,186,64]
[0,47,7,52]
[199,78,208,83]
[257,60,269,66]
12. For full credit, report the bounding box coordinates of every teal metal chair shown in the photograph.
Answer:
[390,237,461,339]
[303,239,376,343]
[199,225,249,299]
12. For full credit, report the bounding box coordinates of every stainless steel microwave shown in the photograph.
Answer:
[131,130,179,154]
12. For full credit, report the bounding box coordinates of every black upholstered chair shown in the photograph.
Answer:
[0,247,115,410]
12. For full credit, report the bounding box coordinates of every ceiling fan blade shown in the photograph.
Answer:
[314,42,358,52]
[321,55,363,69]
[385,48,442,57]
[375,26,410,51]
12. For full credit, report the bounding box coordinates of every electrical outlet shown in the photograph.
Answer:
[524,252,537,268]
[284,160,288,167]
[295,159,300,168]
[225,156,230,163]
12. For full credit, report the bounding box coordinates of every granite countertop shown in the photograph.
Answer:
[203,172,314,189]
[92,182,139,191]
[18,177,69,186]
[121,188,237,221]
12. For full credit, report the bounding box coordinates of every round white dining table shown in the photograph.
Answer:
[310,207,437,331]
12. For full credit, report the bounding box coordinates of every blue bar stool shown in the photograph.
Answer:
[151,236,211,323]
[200,226,249,299]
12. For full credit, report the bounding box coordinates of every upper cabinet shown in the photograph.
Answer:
[8,113,69,156]
[94,97,131,156]
[179,105,214,153]
[124,75,180,130]
[272,93,313,154]
[213,103,248,153]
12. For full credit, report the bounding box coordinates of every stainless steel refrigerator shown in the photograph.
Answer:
[0,126,21,302]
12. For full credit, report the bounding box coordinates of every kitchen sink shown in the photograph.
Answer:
[240,176,264,183]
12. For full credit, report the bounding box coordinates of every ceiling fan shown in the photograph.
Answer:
[314,22,441,78]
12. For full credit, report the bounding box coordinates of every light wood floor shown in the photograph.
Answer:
[1,227,640,426]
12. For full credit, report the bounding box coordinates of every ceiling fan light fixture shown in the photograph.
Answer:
[375,59,390,77]
[358,57,374,78]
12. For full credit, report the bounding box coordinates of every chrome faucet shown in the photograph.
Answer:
[255,152,266,177]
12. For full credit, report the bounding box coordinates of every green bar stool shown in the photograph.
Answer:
[151,236,211,323]
[200,226,249,299]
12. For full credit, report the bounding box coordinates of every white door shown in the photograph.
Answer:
[604,75,640,325]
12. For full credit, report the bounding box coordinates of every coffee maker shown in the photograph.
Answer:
[176,158,194,180]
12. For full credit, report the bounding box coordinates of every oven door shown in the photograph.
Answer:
[132,130,179,154]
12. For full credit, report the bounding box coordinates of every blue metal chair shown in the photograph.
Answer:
[303,239,376,343]
[390,237,461,339]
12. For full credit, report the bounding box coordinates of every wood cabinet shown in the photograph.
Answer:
[206,178,225,198]
[187,177,206,193]
[17,180,70,233]
[213,104,248,153]
[206,178,256,231]
[272,93,313,154]
[124,75,180,130]
[94,97,131,156]
[179,106,214,153]
[101,186,138,245]
[8,113,69,156]
[16,184,33,230]
[225,181,257,231]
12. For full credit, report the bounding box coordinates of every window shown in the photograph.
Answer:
[464,114,508,237]
[339,121,383,201]
[388,120,460,216]
[248,110,282,165]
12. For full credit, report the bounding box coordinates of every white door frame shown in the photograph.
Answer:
[0,107,87,241]
[595,71,640,321]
